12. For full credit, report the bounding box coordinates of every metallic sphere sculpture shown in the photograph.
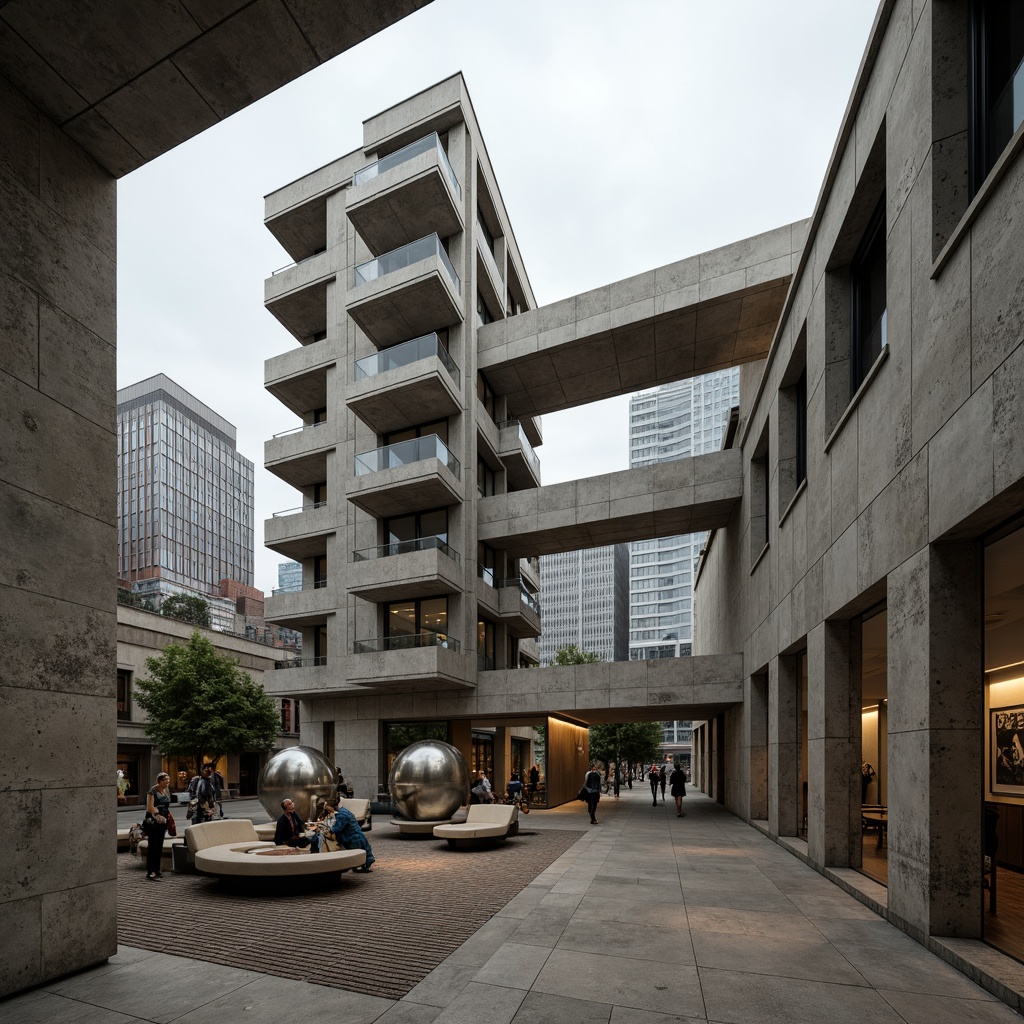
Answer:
[257,745,336,821]
[389,740,469,820]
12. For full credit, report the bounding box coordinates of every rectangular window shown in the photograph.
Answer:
[477,373,496,421]
[970,0,1024,196]
[478,618,496,670]
[850,196,887,394]
[477,456,496,497]
[384,597,449,638]
[795,370,807,487]
[117,669,131,721]
[478,542,496,586]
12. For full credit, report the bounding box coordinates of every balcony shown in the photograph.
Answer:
[348,536,462,602]
[265,655,363,699]
[265,421,334,488]
[264,340,335,417]
[497,576,541,638]
[347,333,461,434]
[498,419,541,489]
[348,132,464,255]
[347,234,463,346]
[264,249,333,341]
[477,237,504,325]
[348,434,461,518]
[348,630,473,690]
[264,501,333,560]
[265,580,332,628]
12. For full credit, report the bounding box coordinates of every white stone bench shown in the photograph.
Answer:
[392,806,468,837]
[433,804,518,846]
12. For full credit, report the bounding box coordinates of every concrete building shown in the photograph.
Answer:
[539,545,629,664]
[0,1,430,998]
[277,560,303,594]
[117,374,255,613]
[116,605,300,801]
[628,370,739,660]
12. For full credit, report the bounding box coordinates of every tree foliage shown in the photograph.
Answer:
[117,588,156,611]
[552,644,602,666]
[588,722,663,769]
[135,631,279,775]
[160,593,212,627]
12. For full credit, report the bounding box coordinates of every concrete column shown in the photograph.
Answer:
[806,620,861,867]
[714,714,726,804]
[332,701,379,799]
[450,719,473,774]
[493,726,511,795]
[0,76,118,997]
[769,655,801,837]
[887,543,983,938]
[746,674,769,819]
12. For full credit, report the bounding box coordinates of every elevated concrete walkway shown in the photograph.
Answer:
[478,221,807,419]
[478,448,742,556]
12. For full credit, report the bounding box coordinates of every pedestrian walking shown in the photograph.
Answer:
[143,771,171,880]
[659,764,667,802]
[582,764,602,824]
[670,763,687,817]
[649,765,660,806]
[210,765,225,817]
[188,765,217,824]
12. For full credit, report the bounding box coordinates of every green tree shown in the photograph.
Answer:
[135,631,279,775]
[160,593,212,627]
[117,588,156,611]
[552,644,602,665]
[588,721,664,788]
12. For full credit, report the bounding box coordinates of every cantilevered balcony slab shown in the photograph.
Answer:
[473,652,744,722]
[347,236,463,346]
[264,586,333,629]
[347,133,464,255]
[264,504,333,560]
[265,423,335,488]
[347,335,461,434]
[498,420,541,489]
[477,221,806,418]
[264,340,336,417]
[263,660,365,701]
[478,448,742,556]
[348,541,463,602]
[497,579,541,638]
[264,249,334,341]
[346,643,474,690]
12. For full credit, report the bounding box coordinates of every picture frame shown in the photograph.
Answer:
[991,704,1024,796]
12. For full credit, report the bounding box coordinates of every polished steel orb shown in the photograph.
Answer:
[257,745,336,821]
[389,740,469,820]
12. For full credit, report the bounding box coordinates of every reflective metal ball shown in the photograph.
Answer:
[389,740,469,820]
[258,745,336,821]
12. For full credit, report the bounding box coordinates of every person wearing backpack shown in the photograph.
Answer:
[649,764,661,806]
[188,765,217,825]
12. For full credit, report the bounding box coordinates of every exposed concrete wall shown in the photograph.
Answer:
[0,72,117,997]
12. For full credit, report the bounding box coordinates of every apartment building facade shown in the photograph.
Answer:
[539,545,629,665]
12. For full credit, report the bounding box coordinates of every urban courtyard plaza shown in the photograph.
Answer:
[7,790,1021,1024]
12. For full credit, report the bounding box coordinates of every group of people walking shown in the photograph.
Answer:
[582,761,690,825]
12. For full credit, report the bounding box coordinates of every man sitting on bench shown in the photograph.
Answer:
[274,798,311,848]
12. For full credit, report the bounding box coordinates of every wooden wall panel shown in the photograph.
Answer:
[547,717,589,808]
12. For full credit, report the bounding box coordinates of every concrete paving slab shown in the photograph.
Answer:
[510,990,613,1024]
[472,941,553,990]
[430,980,526,1023]
[877,988,1017,1023]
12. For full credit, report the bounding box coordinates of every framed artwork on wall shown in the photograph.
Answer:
[991,705,1024,795]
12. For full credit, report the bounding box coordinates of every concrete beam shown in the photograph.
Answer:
[478,449,742,555]
[0,1,432,177]
[478,221,807,418]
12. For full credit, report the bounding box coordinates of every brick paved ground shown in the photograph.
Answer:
[118,826,581,1000]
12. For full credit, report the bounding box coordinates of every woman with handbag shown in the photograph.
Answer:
[143,771,172,880]
[581,764,602,825]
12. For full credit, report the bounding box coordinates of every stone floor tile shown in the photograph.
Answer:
[691,931,867,985]
[609,1007,706,1024]
[877,988,1016,1023]
[571,896,690,930]
[511,990,613,1024]
[3,991,139,1024]
[684,905,814,938]
[838,944,1002,998]
[698,967,906,1024]
[403,964,480,1008]
[533,949,705,1018]
[508,908,574,948]
[442,916,523,967]
[557,919,695,966]
[808,917,922,950]
[174,974,393,1024]
[473,942,553,990]
[431,981,526,1024]
[374,1002,444,1024]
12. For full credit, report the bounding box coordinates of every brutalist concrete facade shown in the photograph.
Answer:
[691,0,1024,960]
[0,0,429,998]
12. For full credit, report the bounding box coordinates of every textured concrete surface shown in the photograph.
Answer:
[8,790,1022,1023]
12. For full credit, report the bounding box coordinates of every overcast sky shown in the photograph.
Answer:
[117,0,881,594]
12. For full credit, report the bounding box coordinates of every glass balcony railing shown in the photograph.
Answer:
[353,434,461,479]
[498,576,541,616]
[270,578,327,595]
[352,535,459,562]
[353,234,460,294]
[478,564,495,588]
[271,500,328,517]
[352,132,462,201]
[478,654,495,672]
[274,655,327,669]
[272,420,327,439]
[354,332,459,383]
[498,420,541,478]
[352,631,460,654]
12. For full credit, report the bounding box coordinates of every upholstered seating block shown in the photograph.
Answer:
[433,804,518,843]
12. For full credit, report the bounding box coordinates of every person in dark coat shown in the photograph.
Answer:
[313,799,375,871]
[659,764,667,802]
[583,765,602,825]
[274,798,311,847]
[649,764,660,806]
[669,764,687,817]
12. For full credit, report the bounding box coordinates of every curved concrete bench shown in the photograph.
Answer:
[135,836,186,865]
[434,805,518,846]
[392,806,468,837]
[194,843,364,878]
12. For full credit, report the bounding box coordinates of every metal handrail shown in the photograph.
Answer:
[351,631,460,654]
[497,576,540,615]
[352,132,462,200]
[497,419,541,477]
[352,535,459,563]
[353,434,461,480]
[271,247,327,276]
[352,233,460,294]
[271,500,327,517]
[270,578,328,595]
[354,332,459,383]
[272,420,327,439]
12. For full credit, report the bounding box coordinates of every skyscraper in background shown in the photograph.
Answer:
[539,545,629,665]
[116,374,255,623]
[629,369,739,767]
[277,561,302,594]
